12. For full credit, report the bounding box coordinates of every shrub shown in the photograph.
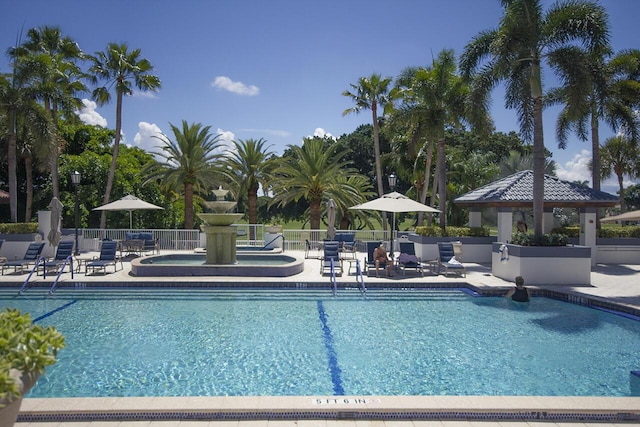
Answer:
[511,232,569,246]
[0,309,65,405]
[414,226,490,237]
[0,223,39,234]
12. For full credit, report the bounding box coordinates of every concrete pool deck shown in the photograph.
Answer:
[3,249,640,426]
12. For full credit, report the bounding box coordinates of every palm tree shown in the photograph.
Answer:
[460,0,609,237]
[600,135,640,212]
[270,137,358,229]
[89,43,161,229]
[222,138,275,240]
[9,26,86,199]
[549,47,640,193]
[343,73,402,229]
[143,121,222,229]
[395,49,487,229]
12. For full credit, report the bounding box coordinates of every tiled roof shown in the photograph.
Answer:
[454,170,618,207]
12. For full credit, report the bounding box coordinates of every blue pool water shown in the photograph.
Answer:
[2,288,640,398]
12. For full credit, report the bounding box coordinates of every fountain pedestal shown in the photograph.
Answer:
[197,212,244,265]
[201,225,238,264]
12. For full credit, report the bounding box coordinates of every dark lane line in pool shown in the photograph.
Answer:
[316,300,344,395]
[32,300,78,323]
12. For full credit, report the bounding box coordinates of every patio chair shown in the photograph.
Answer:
[437,242,466,277]
[321,241,342,276]
[398,241,423,276]
[1,242,45,275]
[139,232,160,255]
[39,240,75,278]
[364,241,382,276]
[339,232,357,259]
[86,241,122,275]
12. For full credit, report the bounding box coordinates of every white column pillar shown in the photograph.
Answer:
[497,207,513,243]
[579,207,597,266]
[468,208,482,228]
[543,207,555,234]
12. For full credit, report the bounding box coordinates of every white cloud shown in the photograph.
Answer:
[133,122,164,153]
[76,99,107,127]
[212,76,260,96]
[216,128,235,153]
[131,91,158,99]
[310,127,335,140]
[239,128,291,138]
[556,150,592,184]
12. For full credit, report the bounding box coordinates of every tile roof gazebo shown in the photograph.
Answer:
[454,170,618,266]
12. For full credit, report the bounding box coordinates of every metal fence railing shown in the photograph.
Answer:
[77,227,394,253]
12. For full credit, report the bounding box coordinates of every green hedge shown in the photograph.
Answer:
[415,226,490,237]
[511,231,569,246]
[0,223,39,234]
[551,226,640,238]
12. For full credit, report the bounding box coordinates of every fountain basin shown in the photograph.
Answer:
[197,213,244,226]
[130,253,304,277]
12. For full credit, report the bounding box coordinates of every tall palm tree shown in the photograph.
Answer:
[343,74,401,219]
[143,121,222,229]
[9,26,86,199]
[460,0,609,237]
[89,43,161,229]
[395,49,487,229]
[549,47,640,193]
[270,137,358,229]
[222,138,275,239]
[600,135,640,212]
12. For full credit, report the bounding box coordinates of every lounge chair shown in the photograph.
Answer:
[302,232,321,259]
[1,242,45,275]
[321,241,342,276]
[86,241,122,275]
[398,241,423,276]
[339,233,357,259]
[364,241,382,277]
[437,242,466,277]
[39,240,75,278]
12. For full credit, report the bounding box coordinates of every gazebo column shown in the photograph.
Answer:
[468,208,482,228]
[579,207,597,266]
[497,207,513,243]
[543,207,555,234]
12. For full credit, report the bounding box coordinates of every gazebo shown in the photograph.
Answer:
[454,171,618,268]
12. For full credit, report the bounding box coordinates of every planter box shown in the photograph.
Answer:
[491,243,591,285]
[408,235,496,263]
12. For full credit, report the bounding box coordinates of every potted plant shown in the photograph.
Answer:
[0,309,65,426]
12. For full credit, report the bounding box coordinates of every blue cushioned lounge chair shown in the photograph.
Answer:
[364,241,382,277]
[1,242,45,275]
[86,241,121,275]
[39,240,75,278]
[321,241,342,276]
[437,242,466,277]
[398,241,423,276]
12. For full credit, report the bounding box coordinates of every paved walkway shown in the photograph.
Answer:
[3,250,640,426]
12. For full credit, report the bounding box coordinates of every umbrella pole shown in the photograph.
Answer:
[129,211,133,229]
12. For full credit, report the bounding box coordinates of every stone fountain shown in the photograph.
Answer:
[197,186,244,264]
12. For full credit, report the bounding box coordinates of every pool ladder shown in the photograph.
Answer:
[329,258,366,297]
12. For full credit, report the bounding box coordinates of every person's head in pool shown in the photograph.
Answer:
[515,276,525,287]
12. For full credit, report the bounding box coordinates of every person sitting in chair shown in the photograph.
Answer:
[505,276,530,302]
[373,243,393,278]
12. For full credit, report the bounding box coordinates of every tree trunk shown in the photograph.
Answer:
[49,101,60,199]
[532,96,545,238]
[417,139,434,226]
[24,155,33,222]
[8,110,18,223]
[437,137,446,230]
[590,108,601,229]
[100,90,124,229]
[618,174,625,212]
[371,104,388,231]
[310,198,321,230]
[184,182,194,229]
[248,184,258,240]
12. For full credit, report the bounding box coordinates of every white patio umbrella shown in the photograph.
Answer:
[326,198,337,240]
[600,209,640,222]
[47,197,64,247]
[350,192,440,257]
[93,195,163,229]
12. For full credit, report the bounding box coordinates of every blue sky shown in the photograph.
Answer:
[2,0,639,194]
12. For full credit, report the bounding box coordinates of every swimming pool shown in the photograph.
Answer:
[3,288,640,398]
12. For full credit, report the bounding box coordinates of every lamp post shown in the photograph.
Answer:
[71,171,81,255]
[388,173,397,260]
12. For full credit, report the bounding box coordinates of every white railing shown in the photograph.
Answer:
[77,227,393,252]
